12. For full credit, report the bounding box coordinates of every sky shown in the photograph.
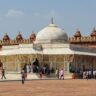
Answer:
[0,0,96,39]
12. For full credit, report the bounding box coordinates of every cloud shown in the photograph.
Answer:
[6,9,24,17]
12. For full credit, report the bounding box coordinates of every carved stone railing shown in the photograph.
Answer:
[0,39,34,45]
[69,36,96,43]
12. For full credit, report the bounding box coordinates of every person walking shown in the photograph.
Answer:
[0,60,3,70]
[59,69,64,80]
[39,67,43,79]
[86,70,89,80]
[55,69,59,79]
[1,69,6,79]
[93,69,96,79]
[21,68,25,84]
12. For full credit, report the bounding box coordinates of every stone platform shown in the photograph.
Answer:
[0,72,72,81]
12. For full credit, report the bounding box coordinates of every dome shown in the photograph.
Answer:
[16,32,23,41]
[29,32,36,41]
[74,29,81,37]
[3,33,10,41]
[36,20,68,43]
[91,27,96,37]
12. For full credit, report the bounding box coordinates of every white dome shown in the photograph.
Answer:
[36,23,68,44]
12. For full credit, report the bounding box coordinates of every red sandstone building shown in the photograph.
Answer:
[69,28,96,48]
[0,28,96,48]
[0,32,36,47]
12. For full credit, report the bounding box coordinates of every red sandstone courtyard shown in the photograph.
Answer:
[0,79,96,96]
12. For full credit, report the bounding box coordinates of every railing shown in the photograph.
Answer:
[0,36,96,45]
[69,36,96,42]
[0,39,34,45]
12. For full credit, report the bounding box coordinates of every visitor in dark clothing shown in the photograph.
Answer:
[1,69,6,79]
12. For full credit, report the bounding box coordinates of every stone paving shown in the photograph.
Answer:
[0,79,96,96]
[0,73,40,81]
[0,72,72,81]
[0,72,59,81]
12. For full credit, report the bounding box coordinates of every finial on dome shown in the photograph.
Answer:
[93,27,96,31]
[51,17,54,24]
[62,29,64,31]
[5,33,7,35]
[19,31,21,34]
[74,28,81,37]
[3,32,10,41]
[76,28,80,32]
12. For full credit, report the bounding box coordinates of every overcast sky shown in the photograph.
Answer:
[0,0,96,39]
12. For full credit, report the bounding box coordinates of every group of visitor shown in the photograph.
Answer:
[2,57,96,85]
[21,63,32,84]
[72,69,96,80]
[20,58,55,84]
[84,69,96,80]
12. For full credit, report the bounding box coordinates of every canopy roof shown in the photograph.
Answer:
[0,44,96,56]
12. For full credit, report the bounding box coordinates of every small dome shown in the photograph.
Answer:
[36,19,68,43]
[29,32,36,41]
[3,33,10,41]
[91,27,96,37]
[16,32,23,41]
[74,29,81,37]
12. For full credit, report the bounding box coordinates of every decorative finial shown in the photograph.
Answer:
[18,31,22,35]
[51,17,54,24]
[5,33,7,35]
[32,30,34,33]
[76,28,80,32]
[93,27,96,31]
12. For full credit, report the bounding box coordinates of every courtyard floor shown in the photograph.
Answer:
[0,79,96,96]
